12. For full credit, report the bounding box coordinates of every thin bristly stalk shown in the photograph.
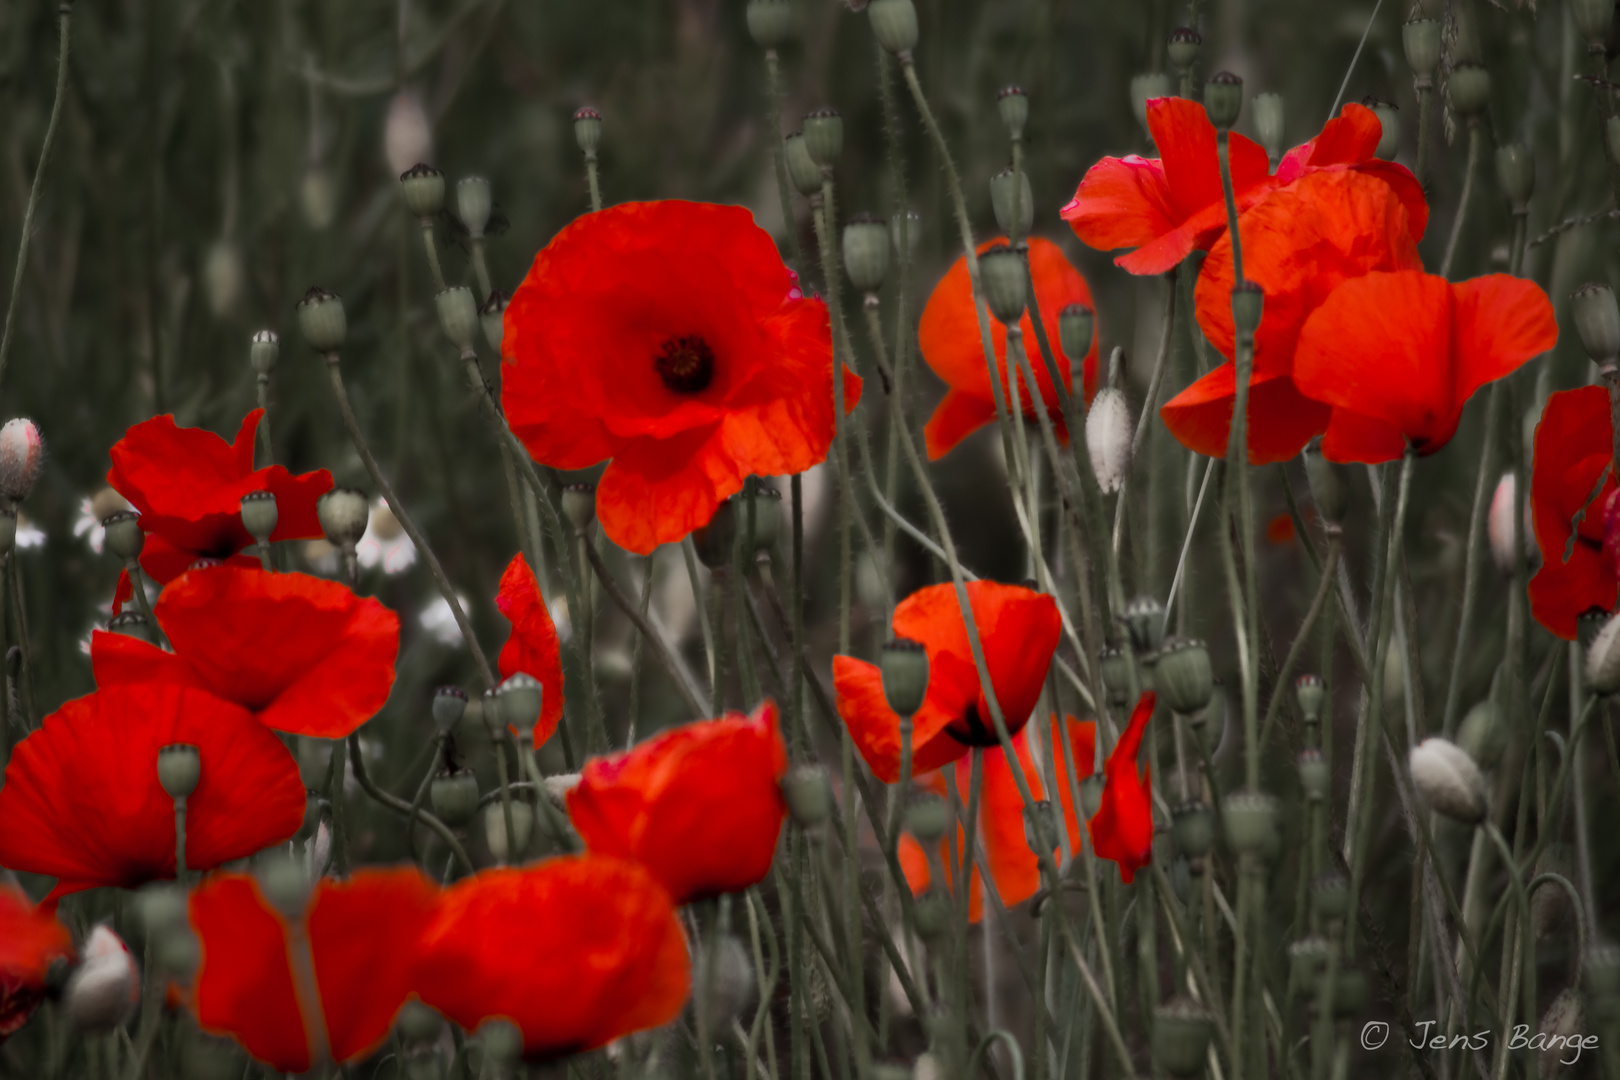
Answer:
[1110,271,1178,547]
[810,179,854,656]
[765,50,806,273]
[1439,385,1501,737]
[1440,123,1482,280]
[684,537,720,705]
[1259,539,1342,753]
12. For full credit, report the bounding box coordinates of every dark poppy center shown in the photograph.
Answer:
[944,703,1002,748]
[654,336,715,394]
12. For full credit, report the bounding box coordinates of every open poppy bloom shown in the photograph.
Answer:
[1160,170,1422,463]
[1292,270,1557,463]
[413,858,690,1060]
[898,716,1096,922]
[567,702,787,903]
[834,581,1062,781]
[107,409,333,586]
[0,885,72,1043]
[1062,99,1425,276]
[496,553,565,746]
[502,200,861,555]
[1529,387,1617,639]
[918,237,1098,459]
[90,564,400,739]
[1089,692,1156,884]
[187,868,441,1072]
[0,684,306,900]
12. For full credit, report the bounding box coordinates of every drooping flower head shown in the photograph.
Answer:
[413,858,690,1060]
[1529,387,1618,639]
[1089,692,1155,884]
[567,702,787,903]
[0,684,306,899]
[835,581,1062,781]
[0,885,72,1044]
[918,238,1098,459]
[496,553,565,746]
[502,201,861,555]
[91,564,400,739]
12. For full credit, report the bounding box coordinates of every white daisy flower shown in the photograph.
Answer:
[356,499,416,575]
[420,593,472,647]
[15,513,45,549]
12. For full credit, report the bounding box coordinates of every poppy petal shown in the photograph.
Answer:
[495,553,566,745]
[0,886,71,984]
[924,390,999,461]
[1060,154,1177,254]
[1529,387,1618,639]
[1089,692,1156,884]
[1159,364,1332,464]
[832,656,972,781]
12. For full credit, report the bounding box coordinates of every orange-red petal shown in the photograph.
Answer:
[1089,692,1155,884]
[1159,364,1333,464]
[0,886,71,984]
[495,553,566,745]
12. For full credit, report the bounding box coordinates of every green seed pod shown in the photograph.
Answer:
[399,163,446,218]
[989,166,1034,238]
[1304,439,1348,526]
[1495,143,1534,212]
[996,85,1029,139]
[483,800,534,862]
[1023,800,1060,855]
[1312,870,1351,921]
[1295,674,1326,722]
[499,673,543,739]
[1572,282,1620,365]
[560,483,596,535]
[1098,646,1133,706]
[572,107,603,157]
[843,213,891,293]
[1203,71,1243,130]
[107,610,155,644]
[1362,97,1399,159]
[1221,791,1277,856]
[1296,748,1329,802]
[1572,0,1614,46]
[802,108,844,168]
[1287,934,1332,986]
[296,286,347,353]
[1457,698,1506,770]
[436,286,480,353]
[1166,28,1202,74]
[1122,595,1167,655]
[890,210,921,260]
[431,771,480,828]
[880,638,930,718]
[912,891,952,940]
[257,852,313,920]
[784,133,822,197]
[868,0,919,56]
[317,488,370,548]
[1152,996,1214,1078]
[1078,775,1105,819]
[103,509,145,562]
[456,176,493,238]
[479,1020,523,1066]
[1448,65,1491,120]
[1251,93,1285,163]
[1403,20,1442,84]
[1058,303,1094,365]
[1130,73,1173,132]
[157,744,201,799]
[432,686,468,733]
[395,1001,443,1045]
[239,491,277,545]
[250,330,279,377]
[1171,800,1213,859]
[480,290,508,354]
[979,244,1028,324]
[1231,282,1263,336]
[741,480,782,552]
[906,793,950,843]
[1155,637,1212,714]
[746,0,796,49]
[782,764,833,828]
[1196,680,1227,754]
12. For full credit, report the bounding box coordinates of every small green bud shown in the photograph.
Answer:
[979,244,1028,323]
[906,793,950,843]
[843,213,891,293]
[1296,748,1329,801]
[1572,282,1620,366]
[239,491,278,546]
[989,166,1034,238]
[1203,71,1243,130]
[1122,595,1166,654]
[803,108,844,168]
[1494,144,1533,212]
[1130,73,1173,132]
[746,0,797,49]
[1153,996,1214,1078]
[996,85,1029,139]
[1457,698,1506,770]
[1572,0,1614,47]
[890,209,922,261]
[499,673,543,739]
[1221,791,1277,856]
[868,0,919,56]
[296,286,347,353]
[399,163,445,218]
[1166,28,1202,74]
[560,483,596,535]
[479,290,508,354]
[436,286,480,353]
[103,510,144,562]
[880,638,930,718]
[431,771,480,828]
[456,177,493,239]
[784,133,822,197]
[317,488,370,548]
[1098,646,1132,706]
[479,1020,523,1066]
[1058,303,1094,367]
[249,330,279,377]
[573,107,602,156]
[1448,64,1490,120]
[257,852,313,920]
[1171,800,1213,859]
[1231,282,1263,336]
[157,744,201,799]
[1403,20,1442,85]
[912,891,952,940]
[1312,870,1351,921]
[1304,440,1348,526]
[1155,637,1212,714]
[1295,673,1326,721]
[1252,93,1285,163]
[782,764,833,827]
[432,686,467,733]
[1023,800,1060,855]
[1362,96,1400,159]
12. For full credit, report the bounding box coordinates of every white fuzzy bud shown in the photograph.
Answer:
[1586,611,1620,695]
[0,418,45,503]
[64,925,141,1032]
[384,90,434,178]
[1409,737,1488,824]
[1085,389,1133,494]
[1487,473,1537,575]
[541,772,582,809]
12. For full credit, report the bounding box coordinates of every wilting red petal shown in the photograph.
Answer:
[92,565,400,739]
[1089,692,1156,884]
[568,702,788,903]
[496,553,566,745]
[1529,387,1618,639]
[414,858,690,1059]
[0,886,71,984]
[960,731,1049,914]
[0,684,305,897]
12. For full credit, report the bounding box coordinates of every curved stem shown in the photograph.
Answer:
[969,1030,1026,1080]
[1440,124,1482,280]
[585,540,710,717]
[1259,539,1342,753]
[346,733,475,875]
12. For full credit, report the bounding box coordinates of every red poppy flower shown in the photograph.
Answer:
[1063,99,1425,276]
[1293,271,1558,463]
[897,716,1096,922]
[107,409,333,586]
[413,857,690,1059]
[567,701,787,903]
[0,684,305,899]
[501,200,861,555]
[834,581,1062,782]
[91,564,399,739]
[496,553,565,745]
[187,868,441,1072]
[1161,170,1422,463]
[0,885,71,1043]
[1529,387,1617,639]
[1089,692,1155,884]
[917,238,1098,459]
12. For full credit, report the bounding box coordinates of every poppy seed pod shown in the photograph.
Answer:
[317,488,370,548]
[1098,646,1133,705]
[1495,143,1534,212]
[1312,870,1351,921]
[695,935,756,1037]
[157,744,201,799]
[1287,934,1332,985]
[1458,698,1507,771]
[479,1020,523,1065]
[989,166,1034,238]
[1448,65,1491,120]
[456,177,493,239]
[1587,610,1620,693]
[1572,0,1614,46]
[979,244,1028,323]
[238,490,277,545]
[781,764,833,827]
[1122,595,1167,654]
[1303,440,1348,525]
[742,481,782,551]
[1155,637,1212,713]
[746,0,796,48]
[396,1000,443,1045]
[107,611,155,643]
[906,793,950,843]
[1295,673,1325,721]
[912,892,952,940]
[1130,73,1173,131]
[890,209,922,260]
[399,163,446,218]
[1059,303,1095,364]
[1403,20,1442,84]
[499,673,544,738]
[843,213,891,293]
[1572,282,1620,365]
[1023,799,1060,855]
[1086,387,1133,494]
[1296,748,1329,801]
[1171,800,1213,859]
[880,637,930,717]
[249,330,279,377]
[1166,28,1202,73]
[432,686,467,733]
[560,483,596,535]
[867,0,919,55]
[803,108,844,168]
[1252,93,1285,163]
[1409,737,1488,823]
[436,286,481,353]
[431,771,480,828]
[1204,71,1244,130]
[1231,282,1264,336]
[1078,774,1105,819]
[480,289,509,354]
[483,800,534,862]
[1153,996,1214,1079]
[572,107,603,156]
[296,286,347,353]
[784,133,822,197]
[997,85,1029,139]
[64,926,140,1033]
[1364,98,1399,159]
[1221,791,1277,855]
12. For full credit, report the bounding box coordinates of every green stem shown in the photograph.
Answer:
[418,219,447,292]
[173,796,187,887]
[1439,385,1501,737]
[255,374,275,465]
[585,540,709,716]
[1439,123,1482,280]
[765,51,805,273]
[346,733,474,874]
[326,736,349,876]
[1415,85,1433,190]
[1259,539,1342,753]
[810,181,853,655]
[584,152,602,213]
[470,239,493,299]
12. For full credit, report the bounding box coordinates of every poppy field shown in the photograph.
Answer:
[2,0,1620,1078]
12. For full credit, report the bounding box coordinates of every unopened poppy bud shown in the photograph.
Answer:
[499,673,543,738]
[250,330,279,377]
[1409,737,1488,823]
[456,177,493,239]
[479,1019,523,1066]
[1203,71,1243,130]
[784,133,822,197]
[1448,64,1490,120]
[1296,748,1329,801]
[65,926,140,1032]
[400,163,446,219]
[431,771,480,828]
[1572,0,1614,46]
[1487,472,1532,575]
[906,793,950,842]
[912,891,951,940]
[868,0,919,55]
[1166,27,1202,73]
[1495,143,1534,212]
[1221,791,1277,855]
[843,213,890,293]
[432,686,467,732]
[1230,282,1263,336]
[746,0,797,48]
[1311,869,1350,921]
[1155,637,1212,713]
[138,883,188,938]
[1078,774,1105,819]
[1458,698,1506,771]
[1130,73,1172,132]
[890,209,922,261]
[694,936,755,1040]
[740,480,782,551]
[1295,673,1325,721]
[296,287,347,353]
[803,108,843,168]
[435,286,480,353]
[1403,19,1442,84]
[979,245,1028,324]
[396,1001,442,1045]
[782,764,833,827]
[989,166,1034,238]
[203,240,245,318]
[1572,282,1620,365]
[1098,646,1132,705]
[996,85,1029,140]
[1058,303,1094,365]
[1303,440,1348,525]
[479,290,508,354]
[1362,97,1399,159]
[1153,996,1214,1079]
[0,418,44,503]
[1086,388,1133,494]
[1023,799,1060,855]
[1251,93,1285,162]
[1171,800,1213,859]
[102,510,144,562]
[1587,610,1620,693]
[239,490,277,546]
[317,487,370,548]
[157,744,201,799]
[1122,595,1166,654]
[107,611,154,643]
[484,800,534,862]
[880,638,930,719]
[572,107,602,156]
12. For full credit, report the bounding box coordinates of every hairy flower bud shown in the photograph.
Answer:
[400,162,445,219]
[573,107,603,156]
[1403,20,1442,84]
[431,771,479,828]
[1155,637,1212,714]
[746,0,797,48]
[1409,737,1488,823]
[1022,800,1060,855]
[1086,388,1133,494]
[868,0,919,55]
[880,638,930,718]
[250,330,279,377]
[989,166,1034,238]
[1130,73,1172,132]
[843,213,891,293]
[1252,93,1284,162]
[384,91,433,179]
[803,108,844,168]
[317,488,370,548]
[64,926,140,1032]
[784,133,822,197]
[1572,282,1620,366]
[979,245,1028,323]
[1487,472,1535,575]
[996,85,1029,139]
[1203,71,1243,130]
[1587,610,1620,694]
[1166,27,1202,73]
[1153,996,1214,1078]
[296,287,347,353]
[436,286,480,353]
[1494,143,1534,212]
[0,418,45,503]
[1448,64,1491,120]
